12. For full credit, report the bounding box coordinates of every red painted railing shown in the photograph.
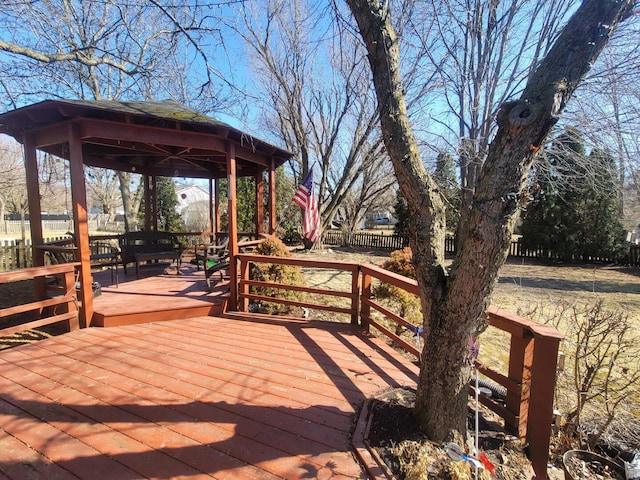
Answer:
[0,263,80,337]
[237,254,563,479]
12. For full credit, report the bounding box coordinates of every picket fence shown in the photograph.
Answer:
[1,216,126,236]
[323,230,640,266]
[1,238,63,271]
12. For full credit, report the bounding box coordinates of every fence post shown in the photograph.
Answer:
[15,240,26,268]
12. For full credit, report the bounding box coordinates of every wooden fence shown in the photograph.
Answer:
[323,230,640,266]
[0,238,70,271]
[3,231,638,272]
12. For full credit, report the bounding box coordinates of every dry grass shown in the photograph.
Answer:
[294,246,640,441]
[295,247,640,323]
[490,258,640,324]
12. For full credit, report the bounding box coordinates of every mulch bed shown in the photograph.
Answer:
[366,388,534,480]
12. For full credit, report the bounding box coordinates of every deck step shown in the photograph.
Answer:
[91,301,227,327]
[90,264,230,327]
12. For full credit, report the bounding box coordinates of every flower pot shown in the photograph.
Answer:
[562,450,625,480]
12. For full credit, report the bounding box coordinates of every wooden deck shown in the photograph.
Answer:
[91,262,229,327]
[0,313,419,479]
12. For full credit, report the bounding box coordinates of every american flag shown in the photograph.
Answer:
[292,167,321,243]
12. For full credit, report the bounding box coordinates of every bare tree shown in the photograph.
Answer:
[396,0,576,244]
[0,0,230,231]
[86,167,121,215]
[566,14,640,224]
[333,152,396,232]
[0,136,69,236]
[345,0,635,444]
[0,139,29,227]
[230,0,396,237]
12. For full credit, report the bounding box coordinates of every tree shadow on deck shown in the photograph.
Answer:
[0,393,357,479]
[0,314,418,479]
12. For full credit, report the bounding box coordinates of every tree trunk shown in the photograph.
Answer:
[345,0,634,442]
[118,171,143,232]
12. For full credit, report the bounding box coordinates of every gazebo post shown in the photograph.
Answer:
[24,133,47,299]
[24,134,44,266]
[208,178,214,240]
[226,142,238,310]
[144,175,152,231]
[151,176,158,231]
[255,172,264,235]
[144,175,159,231]
[214,178,221,239]
[68,122,94,328]
[269,157,277,235]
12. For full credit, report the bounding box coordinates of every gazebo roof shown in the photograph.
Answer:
[0,99,293,179]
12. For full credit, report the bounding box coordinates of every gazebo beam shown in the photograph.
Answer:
[31,122,73,148]
[80,119,227,153]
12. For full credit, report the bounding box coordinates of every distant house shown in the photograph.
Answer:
[629,223,640,245]
[176,185,210,231]
[365,210,397,228]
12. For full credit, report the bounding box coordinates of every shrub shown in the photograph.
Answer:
[373,248,422,332]
[250,235,305,314]
[381,247,416,278]
[521,298,640,451]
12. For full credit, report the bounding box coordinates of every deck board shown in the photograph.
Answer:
[0,313,418,479]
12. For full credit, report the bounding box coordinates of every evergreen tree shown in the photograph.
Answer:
[138,177,183,232]
[433,152,461,233]
[520,129,626,261]
[393,189,410,236]
[236,176,257,232]
[217,168,296,238]
[578,148,627,260]
[217,177,255,232]
[156,177,183,232]
[272,167,299,243]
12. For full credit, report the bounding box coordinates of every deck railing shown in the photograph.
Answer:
[237,254,360,324]
[236,253,562,479]
[0,263,80,337]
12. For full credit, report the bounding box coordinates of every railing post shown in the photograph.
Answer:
[238,257,249,312]
[505,320,563,480]
[351,265,360,325]
[360,269,371,331]
[506,333,532,439]
[526,330,563,480]
[63,269,80,331]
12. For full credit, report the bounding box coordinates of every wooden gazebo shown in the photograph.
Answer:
[0,99,293,325]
